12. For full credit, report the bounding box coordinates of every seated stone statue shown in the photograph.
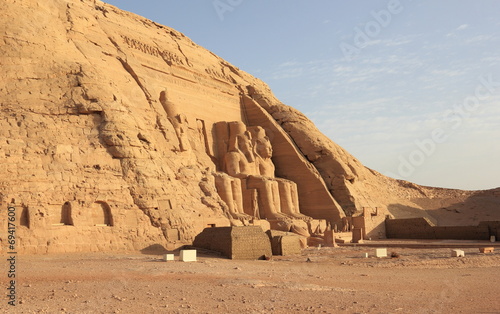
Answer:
[213,172,252,221]
[221,122,287,221]
[249,126,312,221]
[223,121,311,221]
[224,122,257,179]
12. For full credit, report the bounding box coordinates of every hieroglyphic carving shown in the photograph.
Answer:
[119,35,238,97]
[121,35,186,66]
[173,66,233,91]
[141,63,170,76]
[205,68,234,84]
[162,76,237,104]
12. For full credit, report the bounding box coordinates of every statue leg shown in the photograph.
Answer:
[276,180,295,217]
[214,174,250,220]
[248,177,290,220]
[277,179,312,221]
[230,178,251,219]
[290,182,300,213]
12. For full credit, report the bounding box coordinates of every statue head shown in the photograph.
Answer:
[236,131,255,162]
[175,113,189,125]
[159,88,179,118]
[249,126,272,159]
[254,137,272,159]
[227,122,255,162]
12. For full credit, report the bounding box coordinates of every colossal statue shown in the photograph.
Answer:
[159,89,191,152]
[223,122,286,220]
[213,172,253,221]
[218,121,312,221]
[249,126,312,221]
[224,122,257,178]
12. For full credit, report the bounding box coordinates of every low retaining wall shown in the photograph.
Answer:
[386,218,500,240]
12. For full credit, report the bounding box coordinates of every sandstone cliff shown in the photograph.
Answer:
[1,0,498,253]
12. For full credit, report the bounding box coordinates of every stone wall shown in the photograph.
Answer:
[386,218,500,240]
[266,230,303,256]
[193,226,272,259]
[351,207,387,239]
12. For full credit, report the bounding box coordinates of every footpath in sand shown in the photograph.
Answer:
[2,243,499,313]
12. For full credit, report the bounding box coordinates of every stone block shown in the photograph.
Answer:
[180,250,197,262]
[252,220,271,232]
[323,230,337,247]
[164,254,175,261]
[375,248,387,258]
[451,249,465,257]
[193,226,272,260]
[298,237,308,248]
[479,247,494,253]
[352,228,364,243]
[307,237,325,247]
[280,235,302,256]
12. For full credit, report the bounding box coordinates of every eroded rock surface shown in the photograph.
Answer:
[1,0,498,253]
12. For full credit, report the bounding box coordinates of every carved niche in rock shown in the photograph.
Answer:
[60,202,73,226]
[92,201,113,227]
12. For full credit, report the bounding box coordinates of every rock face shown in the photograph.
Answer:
[1,0,498,253]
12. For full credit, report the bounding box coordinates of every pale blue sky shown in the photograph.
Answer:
[104,0,500,190]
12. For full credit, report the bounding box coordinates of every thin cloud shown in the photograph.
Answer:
[464,34,495,44]
[278,61,300,67]
[430,69,465,77]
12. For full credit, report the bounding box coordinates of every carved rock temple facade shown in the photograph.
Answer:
[2,0,498,253]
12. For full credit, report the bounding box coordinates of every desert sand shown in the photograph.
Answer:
[2,245,499,313]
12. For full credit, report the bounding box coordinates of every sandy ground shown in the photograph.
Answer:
[1,245,500,314]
